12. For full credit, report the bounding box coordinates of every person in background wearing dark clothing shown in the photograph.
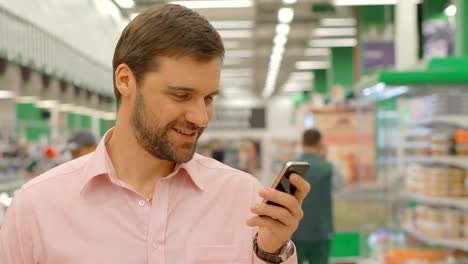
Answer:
[66,131,97,159]
[293,128,334,264]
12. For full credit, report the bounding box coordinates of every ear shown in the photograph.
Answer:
[115,64,137,100]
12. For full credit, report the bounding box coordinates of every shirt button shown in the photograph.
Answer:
[138,200,146,206]
[152,243,158,249]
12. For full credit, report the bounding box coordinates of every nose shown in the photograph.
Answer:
[185,100,211,128]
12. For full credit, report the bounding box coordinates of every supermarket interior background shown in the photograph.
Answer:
[0,0,467,263]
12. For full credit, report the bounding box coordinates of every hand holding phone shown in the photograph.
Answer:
[247,160,311,254]
[264,161,310,207]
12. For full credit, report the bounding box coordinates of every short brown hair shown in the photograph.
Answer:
[303,129,322,147]
[112,4,225,106]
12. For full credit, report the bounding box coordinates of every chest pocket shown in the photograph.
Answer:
[187,244,251,264]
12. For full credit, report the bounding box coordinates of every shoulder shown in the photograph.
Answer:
[20,154,91,194]
[191,153,262,187]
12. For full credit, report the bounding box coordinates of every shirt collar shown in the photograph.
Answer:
[78,128,207,194]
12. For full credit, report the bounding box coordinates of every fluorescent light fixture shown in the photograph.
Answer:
[273,45,285,55]
[170,0,252,9]
[274,35,287,46]
[278,8,294,24]
[276,24,290,36]
[304,48,330,56]
[114,0,135,8]
[445,4,456,17]
[320,18,356,27]
[283,0,297,4]
[309,38,357,47]
[130,12,139,20]
[225,50,253,58]
[36,100,58,108]
[210,20,254,29]
[313,27,356,37]
[295,61,330,70]
[0,90,15,99]
[218,30,252,38]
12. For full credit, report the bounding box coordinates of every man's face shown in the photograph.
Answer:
[130,56,221,163]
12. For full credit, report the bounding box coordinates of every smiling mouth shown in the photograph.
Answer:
[173,128,196,136]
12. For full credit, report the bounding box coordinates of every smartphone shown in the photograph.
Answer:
[264,161,310,207]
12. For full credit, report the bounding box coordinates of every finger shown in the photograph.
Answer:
[259,188,301,217]
[250,203,295,227]
[246,215,288,232]
[289,173,311,203]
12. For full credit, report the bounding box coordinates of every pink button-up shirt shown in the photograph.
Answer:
[0,130,297,264]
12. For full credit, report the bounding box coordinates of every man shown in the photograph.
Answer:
[0,4,310,264]
[66,130,97,159]
[293,129,334,264]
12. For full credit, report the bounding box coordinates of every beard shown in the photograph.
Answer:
[130,90,204,163]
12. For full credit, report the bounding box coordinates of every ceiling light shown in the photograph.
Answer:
[0,90,15,99]
[273,45,285,55]
[170,0,252,9]
[309,38,357,47]
[276,24,291,36]
[313,27,356,37]
[210,20,254,29]
[114,0,135,8]
[320,18,356,27]
[218,30,252,38]
[295,61,330,70]
[274,35,287,46]
[278,8,294,24]
[36,100,58,108]
[130,12,139,20]
[282,0,297,4]
[304,48,330,56]
[445,4,456,17]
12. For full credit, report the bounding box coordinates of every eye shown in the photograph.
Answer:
[172,93,190,100]
[205,96,215,104]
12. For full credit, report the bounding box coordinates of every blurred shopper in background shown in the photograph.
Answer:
[0,4,310,263]
[65,131,97,159]
[293,128,335,264]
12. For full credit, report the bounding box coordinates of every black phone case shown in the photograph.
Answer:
[266,163,310,207]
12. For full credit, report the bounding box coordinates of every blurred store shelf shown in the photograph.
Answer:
[403,193,468,211]
[403,226,468,252]
[406,156,468,168]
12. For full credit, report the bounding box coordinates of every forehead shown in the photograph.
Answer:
[142,56,222,91]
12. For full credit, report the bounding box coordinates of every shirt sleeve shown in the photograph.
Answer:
[0,189,40,264]
[249,178,298,264]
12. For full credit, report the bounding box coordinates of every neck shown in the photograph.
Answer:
[106,114,175,199]
[303,146,321,155]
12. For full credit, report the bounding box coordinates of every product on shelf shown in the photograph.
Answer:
[405,205,467,240]
[384,248,449,264]
[405,164,467,197]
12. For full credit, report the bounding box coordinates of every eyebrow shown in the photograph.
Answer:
[167,85,219,96]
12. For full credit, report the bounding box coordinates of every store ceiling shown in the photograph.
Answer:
[118,0,355,101]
